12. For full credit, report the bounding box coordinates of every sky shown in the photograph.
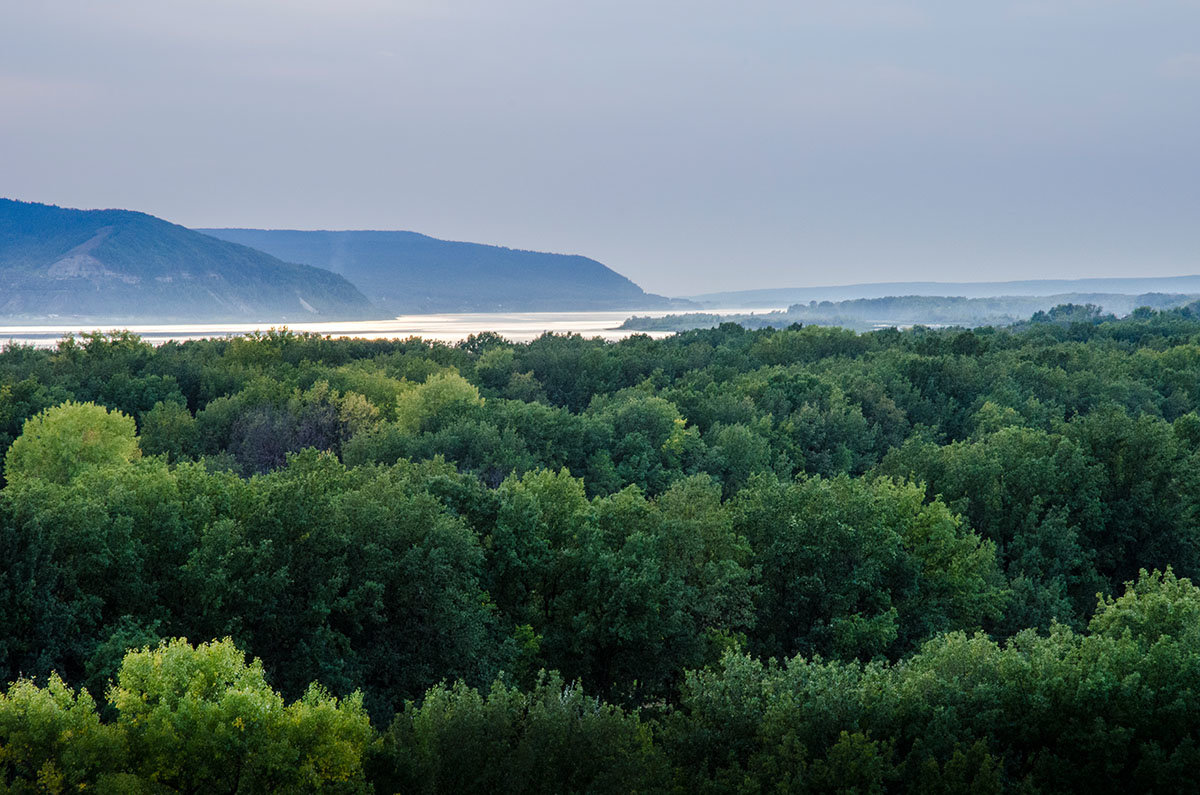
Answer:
[2,1,1198,296]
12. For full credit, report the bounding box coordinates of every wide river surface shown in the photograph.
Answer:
[0,308,783,349]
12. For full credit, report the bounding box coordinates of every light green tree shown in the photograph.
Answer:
[0,638,375,793]
[4,401,140,486]
[113,638,373,792]
[0,674,125,793]
[394,371,483,434]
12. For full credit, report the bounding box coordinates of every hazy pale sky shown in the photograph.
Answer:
[3,1,1198,295]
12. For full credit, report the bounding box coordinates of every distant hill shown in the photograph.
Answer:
[198,229,673,313]
[691,276,1200,308]
[0,200,376,322]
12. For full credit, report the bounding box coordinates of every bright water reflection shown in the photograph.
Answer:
[0,308,783,348]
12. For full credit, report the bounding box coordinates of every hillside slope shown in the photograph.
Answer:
[198,228,671,313]
[0,200,376,322]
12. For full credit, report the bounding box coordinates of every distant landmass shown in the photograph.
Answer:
[622,292,1200,333]
[198,228,675,313]
[690,276,1200,307]
[0,200,375,322]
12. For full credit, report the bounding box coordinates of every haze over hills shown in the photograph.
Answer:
[0,200,375,322]
[198,228,675,314]
[8,196,1194,331]
[690,276,1200,308]
[624,292,1200,333]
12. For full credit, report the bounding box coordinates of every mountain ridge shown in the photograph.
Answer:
[0,199,376,322]
[198,228,674,313]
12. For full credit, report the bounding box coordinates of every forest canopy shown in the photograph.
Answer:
[6,306,1200,791]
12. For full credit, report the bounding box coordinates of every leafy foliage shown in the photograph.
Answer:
[4,401,139,486]
[4,308,1200,790]
[0,638,372,792]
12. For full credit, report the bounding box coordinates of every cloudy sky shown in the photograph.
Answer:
[2,1,1198,294]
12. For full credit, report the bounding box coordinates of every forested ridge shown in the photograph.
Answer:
[6,308,1200,791]
[0,200,375,322]
[197,228,673,313]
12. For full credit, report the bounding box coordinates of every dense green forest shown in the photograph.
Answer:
[7,308,1200,791]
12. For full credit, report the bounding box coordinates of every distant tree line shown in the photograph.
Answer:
[621,293,1197,332]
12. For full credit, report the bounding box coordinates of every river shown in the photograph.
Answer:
[0,308,784,348]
